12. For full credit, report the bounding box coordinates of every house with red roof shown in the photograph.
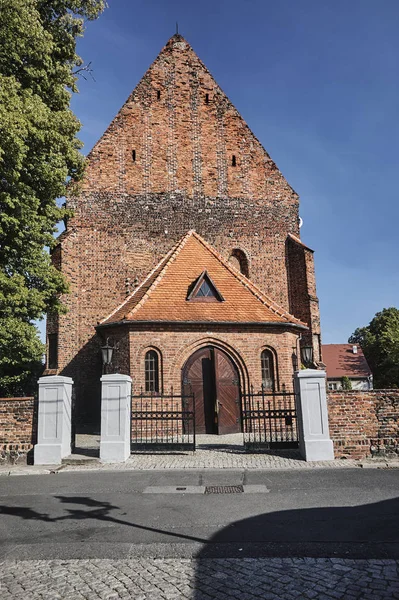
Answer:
[322,344,373,391]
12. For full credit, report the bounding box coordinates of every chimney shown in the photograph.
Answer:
[352,345,358,354]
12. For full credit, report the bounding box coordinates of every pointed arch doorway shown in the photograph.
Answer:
[182,346,241,434]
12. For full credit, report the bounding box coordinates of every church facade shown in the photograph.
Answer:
[46,34,322,428]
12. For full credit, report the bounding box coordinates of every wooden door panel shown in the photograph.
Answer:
[182,347,216,434]
[214,349,241,434]
[183,346,241,435]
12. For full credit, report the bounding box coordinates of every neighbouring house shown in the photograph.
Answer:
[322,344,373,391]
[45,34,323,431]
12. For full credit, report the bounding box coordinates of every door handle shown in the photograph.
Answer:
[216,400,223,414]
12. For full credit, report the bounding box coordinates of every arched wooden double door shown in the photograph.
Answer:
[182,346,241,435]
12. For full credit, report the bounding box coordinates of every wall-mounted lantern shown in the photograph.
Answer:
[101,338,114,373]
[292,350,299,372]
[300,345,314,368]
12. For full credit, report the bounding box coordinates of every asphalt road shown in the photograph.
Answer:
[0,468,398,561]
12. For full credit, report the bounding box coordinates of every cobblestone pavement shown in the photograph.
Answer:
[58,451,359,473]
[112,450,357,471]
[1,557,398,599]
[62,434,360,471]
[3,432,399,476]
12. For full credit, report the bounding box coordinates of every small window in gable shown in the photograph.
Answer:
[187,271,224,302]
[197,278,214,297]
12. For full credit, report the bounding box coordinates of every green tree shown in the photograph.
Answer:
[0,0,105,396]
[349,307,399,388]
[341,376,352,390]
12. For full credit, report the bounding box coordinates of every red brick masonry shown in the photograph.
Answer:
[0,397,37,463]
[1,391,398,463]
[328,390,399,459]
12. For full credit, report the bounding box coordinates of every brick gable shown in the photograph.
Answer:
[78,34,297,202]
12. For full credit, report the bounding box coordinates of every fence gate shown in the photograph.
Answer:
[242,386,299,449]
[71,387,77,453]
[131,388,196,451]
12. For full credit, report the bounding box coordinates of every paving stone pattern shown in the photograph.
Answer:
[1,558,398,600]
[121,451,357,471]
[64,434,362,472]
[62,449,358,473]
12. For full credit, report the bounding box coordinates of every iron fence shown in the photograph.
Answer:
[131,387,195,451]
[242,385,299,449]
[71,387,77,453]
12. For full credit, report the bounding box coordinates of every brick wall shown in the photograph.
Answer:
[327,390,399,459]
[125,325,299,394]
[286,236,321,362]
[0,397,37,464]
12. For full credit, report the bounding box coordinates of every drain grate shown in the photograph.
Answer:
[205,485,244,494]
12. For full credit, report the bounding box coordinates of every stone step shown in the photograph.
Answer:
[62,454,100,466]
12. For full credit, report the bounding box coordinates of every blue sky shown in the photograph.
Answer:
[48,0,399,344]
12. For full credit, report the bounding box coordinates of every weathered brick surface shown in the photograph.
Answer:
[48,34,321,424]
[328,390,399,459]
[0,397,37,463]
[287,236,321,361]
[125,325,298,394]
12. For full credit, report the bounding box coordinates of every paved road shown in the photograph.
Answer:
[0,468,398,598]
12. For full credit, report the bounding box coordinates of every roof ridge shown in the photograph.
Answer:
[127,231,195,318]
[190,231,305,325]
[101,229,307,327]
[99,234,192,325]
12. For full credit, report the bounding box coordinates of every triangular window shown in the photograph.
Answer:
[196,279,214,297]
[187,271,224,302]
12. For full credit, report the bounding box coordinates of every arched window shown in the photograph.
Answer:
[261,349,275,391]
[228,249,249,278]
[145,350,160,393]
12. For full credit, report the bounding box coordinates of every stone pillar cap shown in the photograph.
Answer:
[100,374,132,383]
[296,369,326,379]
[38,375,74,384]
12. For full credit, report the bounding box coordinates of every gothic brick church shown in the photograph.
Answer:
[46,34,322,429]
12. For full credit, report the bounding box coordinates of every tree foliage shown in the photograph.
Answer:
[341,376,352,390]
[0,0,105,395]
[349,307,399,389]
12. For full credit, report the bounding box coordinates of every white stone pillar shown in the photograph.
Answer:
[34,376,73,465]
[100,374,132,463]
[294,369,334,461]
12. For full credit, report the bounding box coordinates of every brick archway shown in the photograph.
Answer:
[182,345,241,435]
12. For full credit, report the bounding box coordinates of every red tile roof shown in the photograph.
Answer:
[100,231,307,327]
[322,344,372,378]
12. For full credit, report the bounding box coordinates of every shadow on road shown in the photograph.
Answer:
[0,495,206,544]
[191,497,399,599]
[0,494,398,554]
[1,495,398,597]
